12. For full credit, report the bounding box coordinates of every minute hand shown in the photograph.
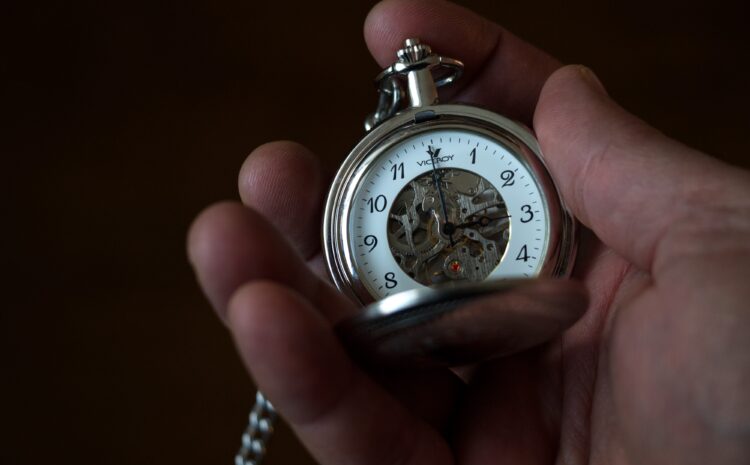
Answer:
[427,146,450,222]
[426,146,455,247]
[455,214,511,229]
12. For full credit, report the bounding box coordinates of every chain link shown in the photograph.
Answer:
[234,391,277,465]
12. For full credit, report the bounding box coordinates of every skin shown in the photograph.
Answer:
[187,1,750,464]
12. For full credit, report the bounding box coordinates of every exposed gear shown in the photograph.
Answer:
[388,168,510,285]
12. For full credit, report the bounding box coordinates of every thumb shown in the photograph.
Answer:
[534,65,745,271]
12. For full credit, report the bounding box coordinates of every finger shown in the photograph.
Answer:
[454,349,561,465]
[559,230,635,463]
[449,281,587,464]
[238,141,325,261]
[366,368,464,430]
[534,65,750,270]
[228,281,453,465]
[189,203,464,427]
[364,0,560,123]
[187,202,352,322]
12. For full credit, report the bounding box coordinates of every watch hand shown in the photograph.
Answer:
[426,145,455,246]
[455,214,511,230]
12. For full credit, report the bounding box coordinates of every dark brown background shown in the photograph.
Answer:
[3,0,749,464]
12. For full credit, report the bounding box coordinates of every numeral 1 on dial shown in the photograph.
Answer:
[390,162,404,180]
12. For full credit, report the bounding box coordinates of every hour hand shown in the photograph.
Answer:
[455,214,510,229]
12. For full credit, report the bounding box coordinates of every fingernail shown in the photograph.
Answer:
[578,65,608,96]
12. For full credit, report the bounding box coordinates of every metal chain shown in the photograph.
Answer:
[234,391,277,465]
[364,76,404,132]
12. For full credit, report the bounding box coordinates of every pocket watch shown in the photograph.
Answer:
[235,39,584,465]
[323,39,580,365]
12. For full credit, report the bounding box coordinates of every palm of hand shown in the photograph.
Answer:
[188,1,750,464]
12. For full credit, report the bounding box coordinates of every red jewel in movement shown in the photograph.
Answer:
[449,260,462,273]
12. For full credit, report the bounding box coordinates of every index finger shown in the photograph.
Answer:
[364,0,560,124]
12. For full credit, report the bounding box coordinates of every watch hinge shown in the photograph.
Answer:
[414,110,438,124]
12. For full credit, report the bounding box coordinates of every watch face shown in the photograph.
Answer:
[343,127,551,300]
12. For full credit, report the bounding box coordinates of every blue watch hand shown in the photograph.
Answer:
[427,145,455,246]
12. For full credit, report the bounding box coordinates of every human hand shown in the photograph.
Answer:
[187,1,750,464]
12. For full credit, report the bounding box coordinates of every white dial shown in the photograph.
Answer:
[346,128,550,299]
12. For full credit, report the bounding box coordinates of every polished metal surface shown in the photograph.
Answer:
[235,391,276,465]
[364,77,404,132]
[365,38,463,131]
[337,278,587,367]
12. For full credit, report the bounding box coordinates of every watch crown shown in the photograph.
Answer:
[397,38,432,64]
